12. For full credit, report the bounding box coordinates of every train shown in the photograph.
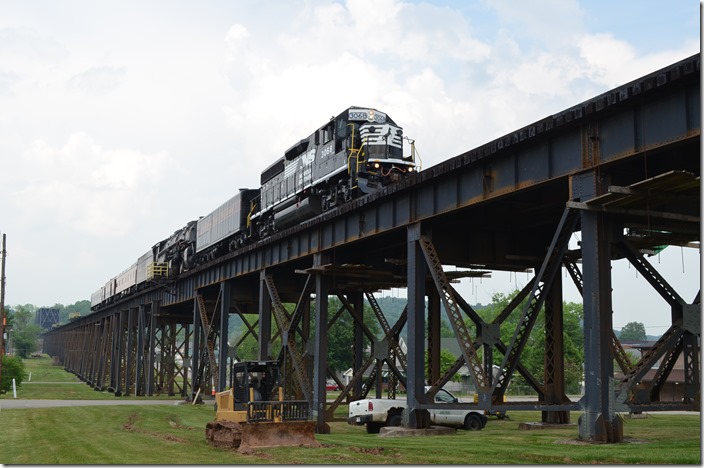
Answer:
[91,106,417,309]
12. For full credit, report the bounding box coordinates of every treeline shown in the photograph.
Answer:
[3,301,91,358]
[7,301,92,326]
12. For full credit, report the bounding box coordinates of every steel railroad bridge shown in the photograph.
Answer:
[45,54,701,442]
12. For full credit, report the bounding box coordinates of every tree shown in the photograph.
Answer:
[8,305,44,358]
[1,355,26,394]
[619,321,647,341]
[426,348,462,383]
[325,297,382,374]
[473,290,585,394]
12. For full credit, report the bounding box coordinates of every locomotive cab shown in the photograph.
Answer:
[349,109,416,193]
[248,107,417,237]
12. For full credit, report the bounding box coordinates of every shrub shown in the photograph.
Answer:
[1,355,26,394]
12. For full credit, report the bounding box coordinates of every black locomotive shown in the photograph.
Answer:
[91,107,417,308]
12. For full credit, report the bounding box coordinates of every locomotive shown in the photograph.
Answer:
[91,107,417,309]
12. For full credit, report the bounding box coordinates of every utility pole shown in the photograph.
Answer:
[0,233,6,388]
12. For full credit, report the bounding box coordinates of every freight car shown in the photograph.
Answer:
[196,189,259,264]
[91,107,417,309]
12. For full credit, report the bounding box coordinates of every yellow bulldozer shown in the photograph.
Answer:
[205,360,319,452]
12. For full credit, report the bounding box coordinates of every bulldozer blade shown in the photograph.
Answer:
[239,421,321,451]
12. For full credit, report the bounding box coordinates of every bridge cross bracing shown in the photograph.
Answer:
[44,54,700,443]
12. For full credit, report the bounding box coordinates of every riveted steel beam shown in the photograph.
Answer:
[418,233,489,391]
[312,253,330,433]
[575,170,624,443]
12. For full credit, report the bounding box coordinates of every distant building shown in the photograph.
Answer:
[615,340,688,402]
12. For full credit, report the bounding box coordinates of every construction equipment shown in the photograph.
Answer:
[205,360,320,451]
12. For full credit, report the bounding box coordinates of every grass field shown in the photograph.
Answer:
[1,355,183,400]
[0,356,700,464]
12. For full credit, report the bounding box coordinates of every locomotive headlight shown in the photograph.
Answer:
[408,167,414,172]
[373,162,380,169]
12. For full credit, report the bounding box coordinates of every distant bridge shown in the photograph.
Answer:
[45,53,700,442]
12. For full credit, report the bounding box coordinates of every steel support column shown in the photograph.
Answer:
[146,301,158,396]
[191,297,201,400]
[352,291,364,400]
[95,316,110,391]
[407,223,429,428]
[218,281,231,391]
[108,312,119,393]
[135,304,146,396]
[312,253,330,434]
[575,171,623,442]
[542,273,570,423]
[682,330,701,408]
[124,307,136,396]
[183,323,191,397]
[114,309,127,396]
[258,271,272,360]
[80,324,93,382]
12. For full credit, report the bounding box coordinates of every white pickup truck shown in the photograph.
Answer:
[348,387,488,433]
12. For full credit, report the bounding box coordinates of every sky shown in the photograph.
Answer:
[0,0,700,334]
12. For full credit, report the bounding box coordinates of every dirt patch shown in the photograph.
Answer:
[165,414,193,430]
[122,413,140,432]
[236,448,274,458]
[121,412,190,444]
[350,446,387,455]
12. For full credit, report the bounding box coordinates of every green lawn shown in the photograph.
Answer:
[0,356,699,464]
[1,355,183,400]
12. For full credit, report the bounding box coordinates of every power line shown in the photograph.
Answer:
[0,233,7,388]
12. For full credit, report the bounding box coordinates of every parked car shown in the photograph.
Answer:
[325,381,340,391]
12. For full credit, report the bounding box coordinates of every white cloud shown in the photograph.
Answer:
[485,0,587,49]
[68,66,127,95]
[0,27,68,65]
[0,69,20,95]
[11,133,175,237]
[578,33,700,88]
[0,0,698,313]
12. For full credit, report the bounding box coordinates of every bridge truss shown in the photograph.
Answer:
[44,54,700,442]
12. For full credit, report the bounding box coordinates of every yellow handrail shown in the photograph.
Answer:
[246,200,257,228]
